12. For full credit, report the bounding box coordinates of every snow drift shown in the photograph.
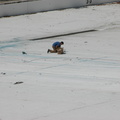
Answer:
[0,0,120,17]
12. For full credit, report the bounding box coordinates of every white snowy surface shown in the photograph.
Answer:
[0,3,120,120]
